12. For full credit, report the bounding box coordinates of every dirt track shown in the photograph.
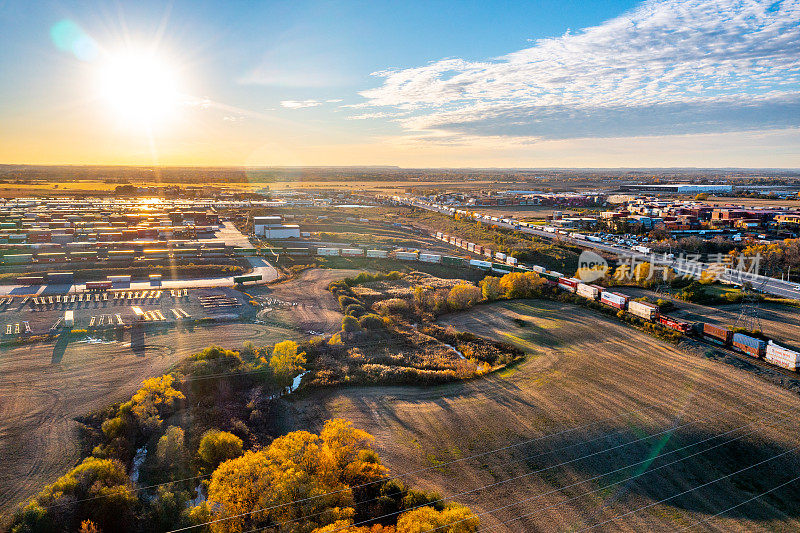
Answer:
[287,300,800,532]
[0,322,301,522]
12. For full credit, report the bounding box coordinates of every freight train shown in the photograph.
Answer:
[556,277,798,372]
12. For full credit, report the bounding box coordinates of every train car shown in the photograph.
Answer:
[442,255,468,267]
[600,290,629,310]
[541,271,561,283]
[419,253,442,263]
[285,247,311,256]
[702,323,733,345]
[341,248,365,257]
[394,251,419,261]
[576,283,601,300]
[765,341,800,371]
[366,249,388,258]
[658,315,692,333]
[628,300,659,321]
[491,264,511,274]
[3,253,33,265]
[557,277,580,292]
[317,247,341,256]
[732,333,767,358]
[468,259,492,270]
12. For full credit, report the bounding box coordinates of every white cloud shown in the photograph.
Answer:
[280,100,323,109]
[358,0,800,140]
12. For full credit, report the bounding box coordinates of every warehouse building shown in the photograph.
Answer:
[253,216,301,239]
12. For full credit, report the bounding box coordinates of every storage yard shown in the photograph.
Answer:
[289,299,800,532]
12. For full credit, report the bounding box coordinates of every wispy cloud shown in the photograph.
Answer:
[281,99,323,109]
[358,0,800,141]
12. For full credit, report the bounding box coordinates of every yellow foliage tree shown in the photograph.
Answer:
[478,276,502,301]
[446,283,482,310]
[206,419,387,533]
[130,374,185,431]
[269,340,307,383]
[395,504,479,533]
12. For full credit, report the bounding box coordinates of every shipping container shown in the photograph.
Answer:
[506,256,519,266]
[86,281,112,291]
[47,272,74,284]
[341,248,365,257]
[732,333,767,358]
[469,259,492,270]
[576,283,601,300]
[419,253,442,263]
[64,310,74,327]
[107,275,132,283]
[495,252,507,261]
[702,323,732,345]
[658,315,692,333]
[765,341,800,371]
[628,300,659,321]
[366,249,388,258]
[442,255,468,267]
[600,291,629,310]
[17,276,45,285]
[317,247,341,256]
[394,251,419,261]
[557,277,580,292]
[2,253,33,265]
[532,265,546,273]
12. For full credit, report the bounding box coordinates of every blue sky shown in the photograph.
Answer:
[1,0,798,167]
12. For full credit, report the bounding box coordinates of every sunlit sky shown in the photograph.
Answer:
[1,0,799,168]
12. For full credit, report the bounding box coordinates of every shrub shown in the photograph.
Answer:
[358,314,385,330]
[342,315,362,332]
[344,303,366,317]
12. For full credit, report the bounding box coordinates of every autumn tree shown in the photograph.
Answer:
[395,503,479,533]
[129,374,185,432]
[446,283,482,311]
[269,340,307,383]
[204,419,387,533]
[478,276,502,301]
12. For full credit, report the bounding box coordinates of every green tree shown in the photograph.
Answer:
[198,430,244,472]
[478,276,502,301]
[156,426,186,473]
[342,315,362,332]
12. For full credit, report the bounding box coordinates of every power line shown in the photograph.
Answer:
[570,441,800,532]
[167,390,730,533]
[239,397,745,533]
[234,403,781,533]
[473,411,794,533]
[675,473,800,532]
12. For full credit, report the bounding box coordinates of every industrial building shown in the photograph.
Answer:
[253,216,301,239]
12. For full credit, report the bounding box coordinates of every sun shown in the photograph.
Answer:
[95,50,181,129]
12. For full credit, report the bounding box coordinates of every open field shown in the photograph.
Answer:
[0,322,302,523]
[249,268,360,334]
[287,299,800,532]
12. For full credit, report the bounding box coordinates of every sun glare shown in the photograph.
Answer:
[95,50,181,129]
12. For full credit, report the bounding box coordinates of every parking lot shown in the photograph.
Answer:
[0,287,252,337]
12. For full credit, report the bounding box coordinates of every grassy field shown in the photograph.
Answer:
[286,299,800,532]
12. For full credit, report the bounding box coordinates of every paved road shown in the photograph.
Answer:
[404,199,800,300]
